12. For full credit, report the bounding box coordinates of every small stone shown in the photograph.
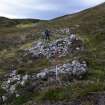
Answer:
[16,93,20,97]
[2,96,7,102]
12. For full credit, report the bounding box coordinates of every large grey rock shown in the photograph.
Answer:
[36,69,48,80]
[2,95,7,102]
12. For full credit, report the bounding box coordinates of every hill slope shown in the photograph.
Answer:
[0,17,43,27]
[0,2,105,105]
[48,2,105,71]
[52,3,105,35]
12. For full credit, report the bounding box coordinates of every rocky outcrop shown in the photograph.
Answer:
[36,59,87,81]
[0,59,87,104]
[0,70,29,103]
[25,34,84,59]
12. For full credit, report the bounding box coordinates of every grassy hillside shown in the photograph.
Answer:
[27,3,105,103]
[0,2,105,105]
[0,16,47,51]
[47,2,105,70]
[0,17,44,27]
[50,3,105,34]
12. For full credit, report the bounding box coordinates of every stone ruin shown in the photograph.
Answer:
[24,34,84,59]
[36,59,87,81]
[0,59,87,103]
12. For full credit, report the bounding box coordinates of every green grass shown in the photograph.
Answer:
[0,87,6,96]
[16,58,50,74]
[10,93,32,105]
[19,42,32,49]
[34,81,105,102]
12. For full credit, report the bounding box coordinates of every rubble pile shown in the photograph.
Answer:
[25,34,84,58]
[37,59,87,80]
[0,59,87,103]
[1,70,29,93]
[0,70,29,103]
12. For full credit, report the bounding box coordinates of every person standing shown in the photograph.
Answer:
[45,29,50,41]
